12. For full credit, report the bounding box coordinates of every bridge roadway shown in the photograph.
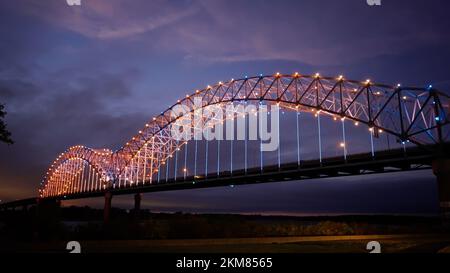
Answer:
[0,144,445,211]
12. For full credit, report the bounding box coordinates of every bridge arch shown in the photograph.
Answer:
[41,146,114,197]
[116,74,450,185]
[40,73,450,197]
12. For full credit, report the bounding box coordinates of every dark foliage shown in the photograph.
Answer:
[0,104,13,144]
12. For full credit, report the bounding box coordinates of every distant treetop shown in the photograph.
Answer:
[0,104,13,145]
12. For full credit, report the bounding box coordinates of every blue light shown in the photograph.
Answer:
[428,84,433,90]
[435,117,440,121]
[259,73,263,77]
[245,75,248,79]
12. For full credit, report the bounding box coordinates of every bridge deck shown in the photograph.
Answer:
[0,145,443,209]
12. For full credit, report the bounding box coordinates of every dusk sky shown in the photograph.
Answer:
[1,0,450,215]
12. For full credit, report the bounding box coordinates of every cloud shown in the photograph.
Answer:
[6,0,449,67]
[154,0,450,66]
[0,67,147,200]
[10,0,199,39]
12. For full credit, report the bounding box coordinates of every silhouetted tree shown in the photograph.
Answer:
[0,103,13,144]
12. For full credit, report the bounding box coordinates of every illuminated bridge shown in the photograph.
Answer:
[2,73,450,220]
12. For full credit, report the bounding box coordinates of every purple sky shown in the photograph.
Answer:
[1,0,449,215]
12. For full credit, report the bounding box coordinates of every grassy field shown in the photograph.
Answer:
[4,234,450,253]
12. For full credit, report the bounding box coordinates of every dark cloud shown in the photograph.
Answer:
[0,69,146,199]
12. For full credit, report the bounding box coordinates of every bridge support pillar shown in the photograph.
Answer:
[134,193,142,220]
[104,192,113,224]
[433,159,450,221]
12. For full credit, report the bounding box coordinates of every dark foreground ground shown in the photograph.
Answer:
[1,206,450,253]
[5,234,450,253]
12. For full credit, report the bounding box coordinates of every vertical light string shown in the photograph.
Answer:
[67,161,72,194]
[130,158,134,186]
[184,141,188,180]
[87,165,92,192]
[317,111,322,164]
[277,106,281,170]
[230,136,233,175]
[205,130,209,178]
[370,128,375,158]
[342,118,347,161]
[259,105,263,173]
[136,151,141,186]
[142,144,148,184]
[244,112,248,174]
[124,166,128,187]
[150,137,155,183]
[296,109,301,167]
[217,137,220,176]
[174,141,179,181]
[95,167,99,191]
[79,163,85,194]
[194,139,198,177]
[68,161,73,194]
[157,158,161,183]
[165,153,170,182]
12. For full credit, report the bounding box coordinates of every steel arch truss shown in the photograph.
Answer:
[40,74,450,198]
[40,146,114,197]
